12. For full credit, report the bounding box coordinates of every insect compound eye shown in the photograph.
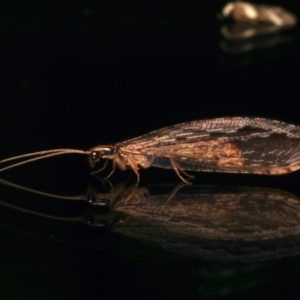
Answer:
[89,151,100,167]
[92,151,99,160]
[91,151,98,158]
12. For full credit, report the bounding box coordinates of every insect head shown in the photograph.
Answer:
[88,146,117,167]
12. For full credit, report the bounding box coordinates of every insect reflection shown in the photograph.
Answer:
[2,179,300,262]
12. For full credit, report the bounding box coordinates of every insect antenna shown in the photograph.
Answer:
[0,178,109,227]
[0,149,90,173]
[0,197,84,222]
[0,177,87,200]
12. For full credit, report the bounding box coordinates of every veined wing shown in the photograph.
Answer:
[120,117,300,173]
[120,117,300,148]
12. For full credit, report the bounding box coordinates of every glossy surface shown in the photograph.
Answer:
[1,0,300,298]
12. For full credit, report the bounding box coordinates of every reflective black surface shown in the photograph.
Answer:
[1,0,300,299]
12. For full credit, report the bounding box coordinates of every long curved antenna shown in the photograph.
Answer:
[0,178,87,200]
[0,149,83,164]
[0,198,84,222]
[0,149,89,173]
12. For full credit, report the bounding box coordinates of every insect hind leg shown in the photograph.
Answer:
[180,169,195,179]
[169,158,193,184]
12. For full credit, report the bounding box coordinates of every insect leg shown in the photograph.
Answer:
[125,157,141,185]
[106,159,116,180]
[106,154,127,180]
[130,165,140,185]
[169,158,191,184]
[179,169,195,179]
[106,169,115,180]
[165,182,188,203]
[90,159,109,175]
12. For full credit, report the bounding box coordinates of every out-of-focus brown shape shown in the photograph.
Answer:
[222,1,297,27]
[220,34,293,53]
[221,22,285,40]
[219,1,296,48]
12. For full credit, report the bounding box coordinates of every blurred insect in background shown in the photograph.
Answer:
[218,2,297,52]
[221,1,297,28]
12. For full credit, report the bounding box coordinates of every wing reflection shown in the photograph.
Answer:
[88,183,300,261]
[2,179,300,262]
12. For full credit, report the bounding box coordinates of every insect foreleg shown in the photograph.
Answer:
[90,159,109,175]
[106,169,115,180]
[179,169,195,179]
[106,159,116,180]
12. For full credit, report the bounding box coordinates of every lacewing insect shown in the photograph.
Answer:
[2,117,300,184]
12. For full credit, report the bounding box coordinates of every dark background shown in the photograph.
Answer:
[1,0,300,299]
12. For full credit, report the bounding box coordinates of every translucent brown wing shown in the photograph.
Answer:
[120,117,300,174]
